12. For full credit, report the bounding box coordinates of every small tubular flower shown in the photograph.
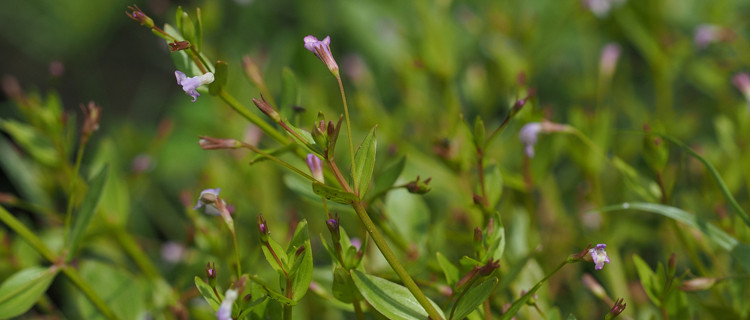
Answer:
[304,35,339,75]
[589,243,610,270]
[216,288,238,320]
[306,153,324,183]
[175,71,214,102]
[519,122,543,158]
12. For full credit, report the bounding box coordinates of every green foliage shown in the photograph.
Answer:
[0,266,59,318]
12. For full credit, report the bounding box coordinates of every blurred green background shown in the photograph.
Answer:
[1,0,750,319]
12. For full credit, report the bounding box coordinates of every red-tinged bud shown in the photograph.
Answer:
[608,298,626,319]
[199,136,241,150]
[252,96,280,122]
[479,258,500,276]
[126,5,154,28]
[257,214,269,241]
[295,245,306,257]
[80,101,101,144]
[406,176,432,194]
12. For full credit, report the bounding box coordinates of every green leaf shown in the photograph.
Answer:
[332,266,361,303]
[594,202,738,251]
[483,163,503,209]
[194,8,203,52]
[287,220,313,302]
[73,260,146,320]
[195,276,221,311]
[473,116,485,149]
[312,181,358,204]
[0,266,59,318]
[0,135,51,208]
[731,243,750,272]
[351,269,445,320]
[371,156,406,200]
[0,119,59,167]
[66,164,109,257]
[209,61,228,95]
[280,67,299,120]
[450,277,498,320]
[261,237,289,274]
[499,282,543,320]
[177,9,196,46]
[174,6,184,31]
[436,252,460,286]
[632,254,661,306]
[487,214,506,261]
[353,126,377,198]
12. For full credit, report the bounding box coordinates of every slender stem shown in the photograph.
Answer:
[532,303,548,320]
[351,201,444,320]
[62,266,120,320]
[218,90,290,145]
[240,142,316,182]
[335,75,358,195]
[112,227,160,279]
[327,159,354,193]
[283,278,293,320]
[322,197,331,220]
[353,300,365,320]
[476,150,489,208]
[0,206,57,262]
[63,142,86,248]
[264,241,288,276]
[231,229,242,279]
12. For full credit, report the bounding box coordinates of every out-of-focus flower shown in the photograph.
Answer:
[161,242,185,263]
[131,154,153,174]
[583,0,625,18]
[599,43,621,79]
[589,244,610,270]
[350,237,362,251]
[519,121,569,158]
[216,288,238,320]
[175,71,214,102]
[199,136,241,150]
[80,101,101,144]
[126,5,154,28]
[680,277,717,291]
[49,61,64,78]
[732,72,750,103]
[607,298,626,319]
[194,188,222,215]
[306,154,324,183]
[304,35,339,75]
[694,24,720,49]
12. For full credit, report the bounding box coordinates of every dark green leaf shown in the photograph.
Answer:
[0,266,59,318]
[0,135,51,208]
[353,126,377,198]
[332,266,361,303]
[436,252,459,286]
[450,277,498,320]
[66,165,109,257]
[632,254,661,306]
[731,243,750,272]
[261,237,289,274]
[194,8,203,51]
[209,61,228,95]
[287,220,313,302]
[73,260,146,320]
[351,269,445,320]
[371,156,406,200]
[195,276,221,311]
[473,116,485,149]
[312,181,358,204]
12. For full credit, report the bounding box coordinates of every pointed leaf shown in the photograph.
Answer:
[332,266,361,303]
[436,252,459,286]
[353,126,377,198]
[632,254,661,306]
[0,266,59,318]
[194,8,203,52]
[594,202,738,251]
[261,237,288,274]
[195,276,222,311]
[209,61,228,95]
[287,220,313,302]
[66,165,109,257]
[351,269,445,320]
[312,181,358,204]
[450,277,498,320]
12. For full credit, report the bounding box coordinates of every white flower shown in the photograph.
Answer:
[519,122,543,158]
[216,288,238,320]
[194,188,222,216]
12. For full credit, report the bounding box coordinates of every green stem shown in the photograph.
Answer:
[63,142,86,248]
[112,227,160,279]
[532,303,548,320]
[240,142,316,182]
[335,75,358,195]
[0,206,119,319]
[283,278,293,320]
[218,90,291,145]
[62,266,120,320]
[231,228,243,279]
[353,300,365,320]
[0,206,57,262]
[350,201,444,320]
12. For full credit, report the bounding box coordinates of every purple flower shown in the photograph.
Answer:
[194,188,221,215]
[304,35,339,75]
[216,288,238,320]
[582,0,625,18]
[694,24,720,49]
[519,122,543,158]
[175,71,214,102]
[732,73,750,101]
[599,43,621,78]
[589,244,610,270]
[306,154,324,183]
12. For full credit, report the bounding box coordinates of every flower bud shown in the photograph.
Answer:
[679,277,717,291]
[199,136,241,150]
[304,35,339,76]
[406,176,432,194]
[306,154,325,183]
[126,5,154,28]
[326,215,340,242]
[607,298,626,319]
[257,214,269,241]
[80,101,101,144]
[252,96,280,123]
[169,40,191,52]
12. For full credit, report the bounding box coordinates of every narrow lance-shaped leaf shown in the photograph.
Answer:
[436,252,460,286]
[371,156,406,200]
[353,126,377,198]
[195,276,222,311]
[351,269,445,320]
[312,181,358,204]
[287,220,313,302]
[450,277,498,320]
[0,266,60,318]
[66,165,109,258]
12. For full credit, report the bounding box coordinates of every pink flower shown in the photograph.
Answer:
[589,244,610,270]
[304,35,339,75]
[306,154,324,183]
